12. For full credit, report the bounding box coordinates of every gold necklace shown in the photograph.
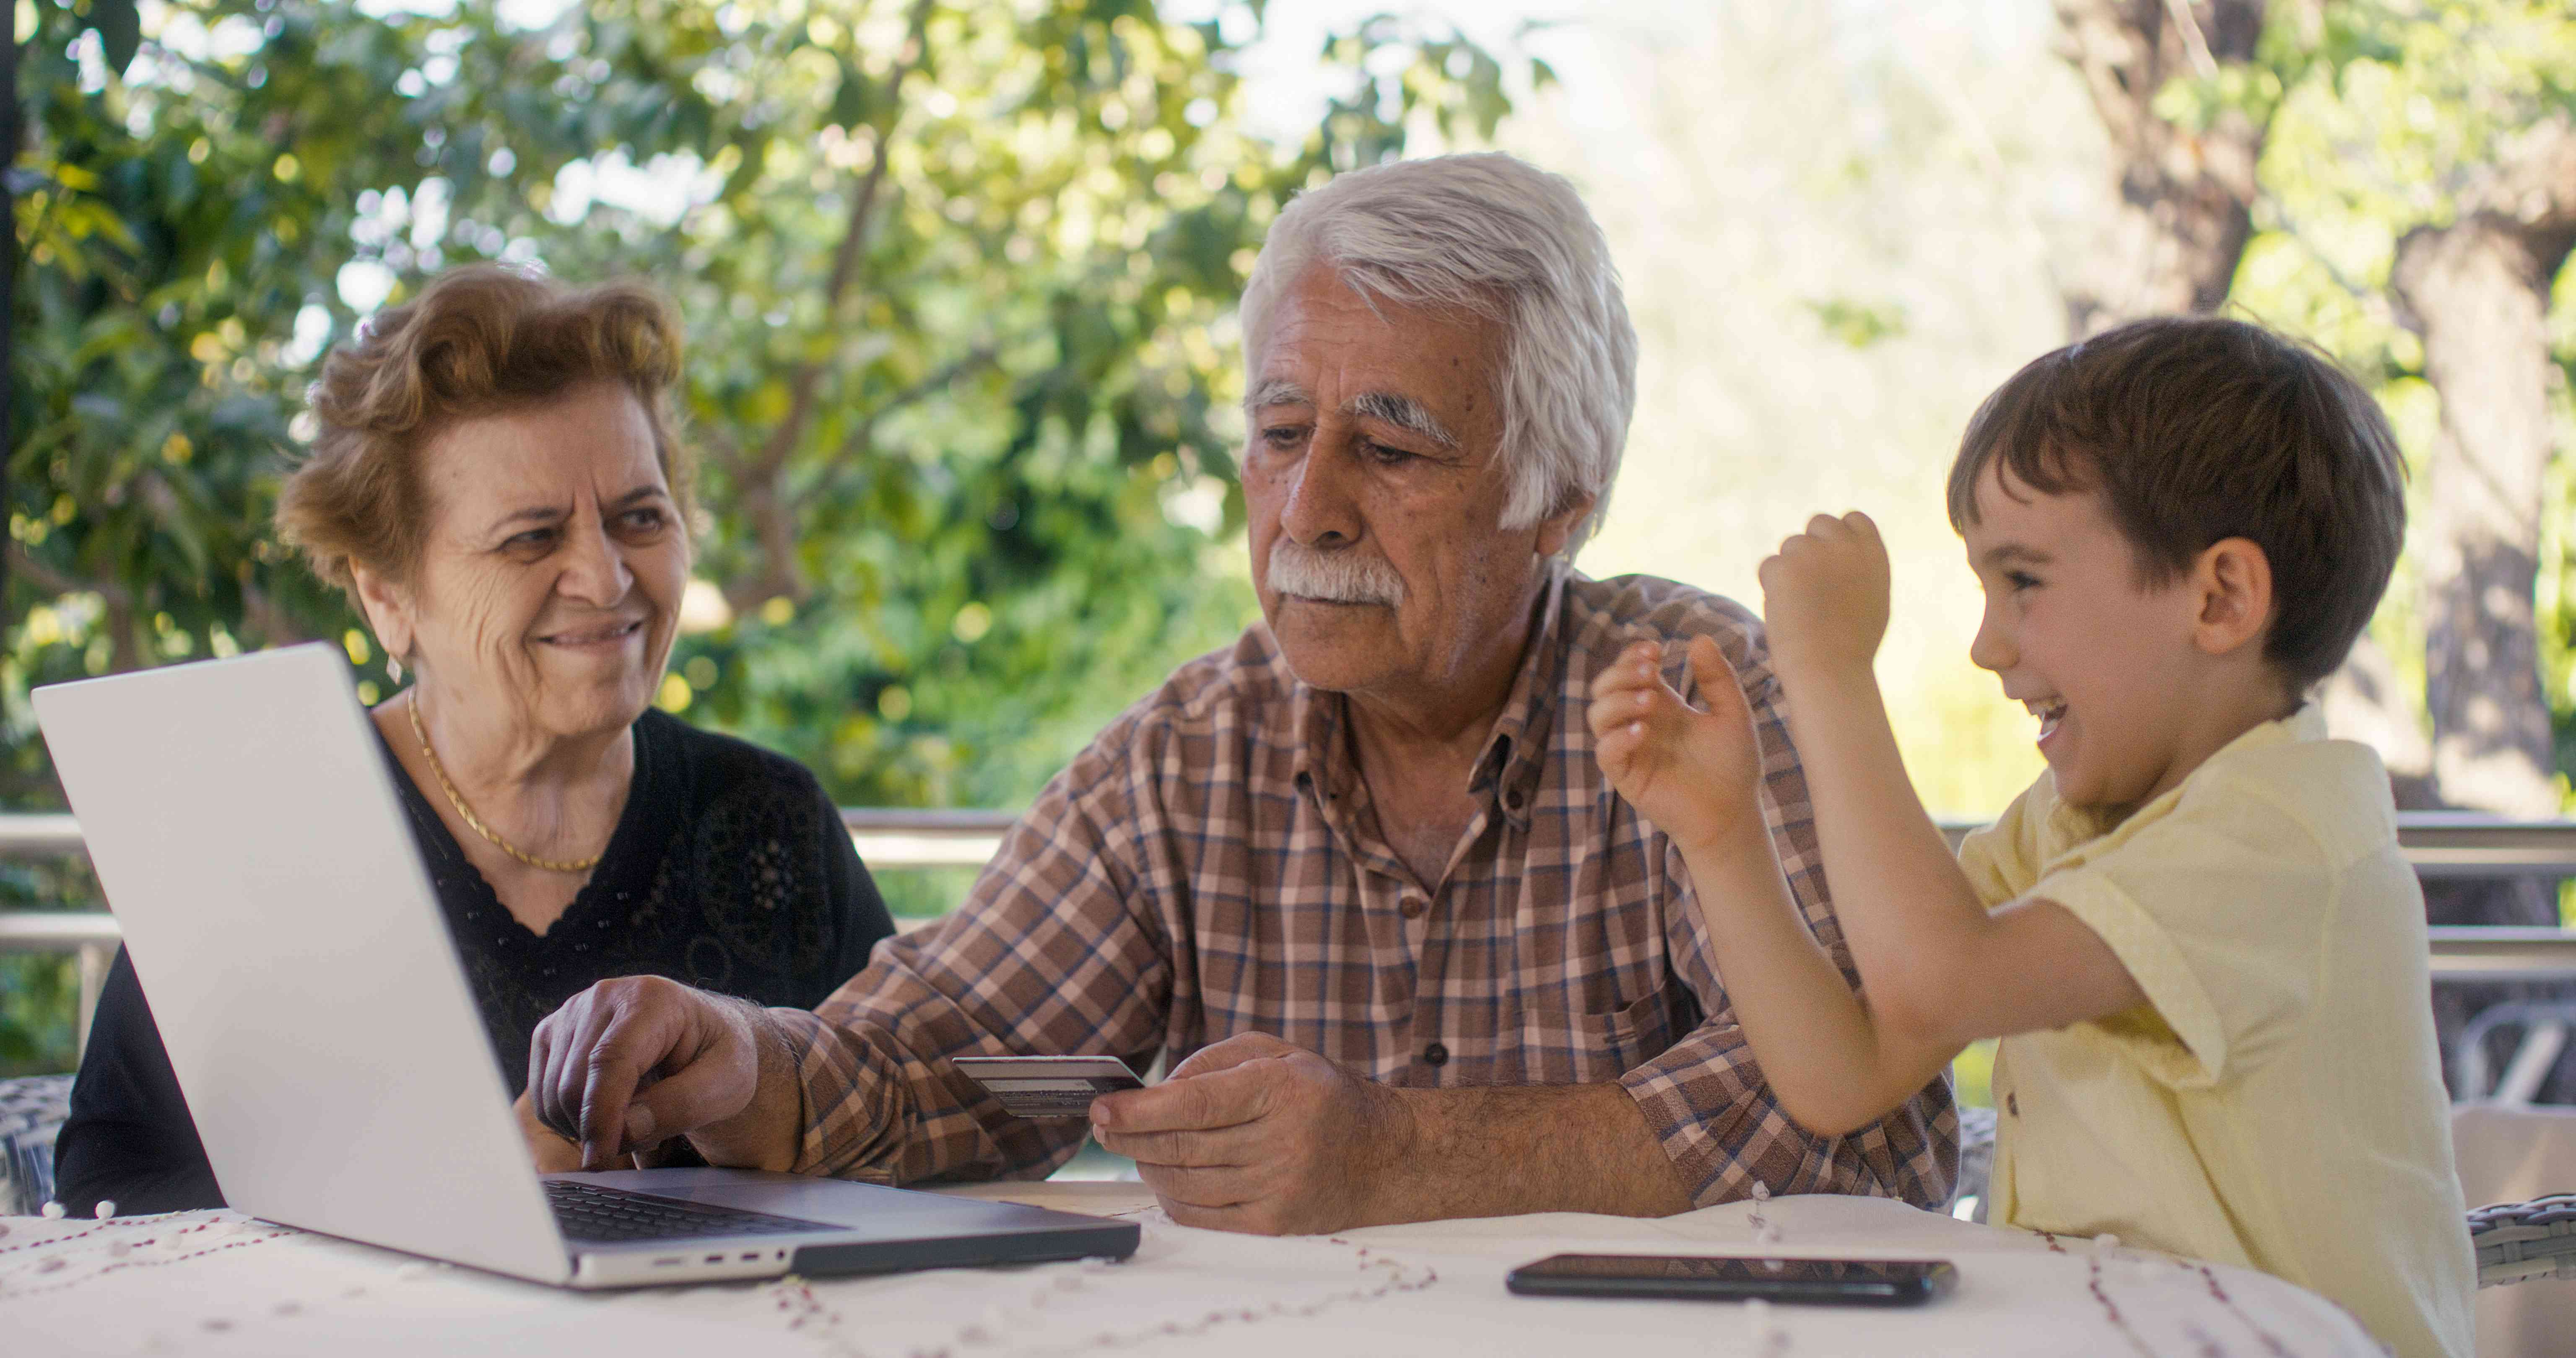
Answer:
[407,696,603,873]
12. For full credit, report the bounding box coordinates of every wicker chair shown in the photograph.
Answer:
[2469,1194,2576,1285]
[0,1073,72,1216]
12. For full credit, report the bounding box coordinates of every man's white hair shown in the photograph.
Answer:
[1239,152,1638,555]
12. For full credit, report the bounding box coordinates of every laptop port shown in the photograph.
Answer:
[653,1258,682,1267]
[740,1252,759,1261]
[704,1254,724,1264]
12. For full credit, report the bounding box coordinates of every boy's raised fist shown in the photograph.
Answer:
[1758,511,1891,684]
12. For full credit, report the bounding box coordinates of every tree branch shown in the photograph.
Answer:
[751,0,938,485]
[9,543,145,672]
[235,568,304,648]
[829,345,1000,467]
[2049,1,2270,334]
[2381,110,2576,821]
[2160,0,2219,79]
[723,0,939,609]
[7,542,110,601]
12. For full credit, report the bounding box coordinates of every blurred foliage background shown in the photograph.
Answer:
[2,0,1533,1072]
[6,0,2576,1089]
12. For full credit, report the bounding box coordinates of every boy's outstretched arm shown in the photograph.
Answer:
[1592,635,1967,1135]
[1590,511,2146,1137]
[1761,514,2143,1108]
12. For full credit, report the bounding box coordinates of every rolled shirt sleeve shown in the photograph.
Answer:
[2024,778,2329,1087]
[1959,746,2334,1089]
[783,737,1169,1182]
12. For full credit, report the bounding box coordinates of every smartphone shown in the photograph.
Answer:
[949,1054,1148,1118]
[1505,1254,1958,1306]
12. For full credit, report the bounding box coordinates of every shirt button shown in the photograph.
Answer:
[1422,1042,1449,1068]
[1400,896,1426,920]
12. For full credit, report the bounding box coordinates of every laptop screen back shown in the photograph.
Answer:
[36,644,569,1283]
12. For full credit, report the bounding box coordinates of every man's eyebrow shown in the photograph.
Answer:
[1245,378,1314,412]
[1343,390,1459,450]
[1978,543,2052,568]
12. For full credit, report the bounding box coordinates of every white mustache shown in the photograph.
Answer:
[1266,539,1406,607]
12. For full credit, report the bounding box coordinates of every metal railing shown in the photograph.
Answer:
[7,812,2575,1057]
[0,809,1028,1056]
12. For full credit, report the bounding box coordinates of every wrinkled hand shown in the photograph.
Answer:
[1588,635,1767,853]
[1757,511,1890,685]
[1087,1033,1412,1235]
[513,1089,585,1173]
[528,975,762,1170]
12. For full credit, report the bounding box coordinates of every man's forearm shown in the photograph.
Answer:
[1363,1082,1692,1224]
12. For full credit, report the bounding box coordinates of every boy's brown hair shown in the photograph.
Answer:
[1944,315,2405,692]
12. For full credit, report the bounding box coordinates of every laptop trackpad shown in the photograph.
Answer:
[551,1167,1077,1232]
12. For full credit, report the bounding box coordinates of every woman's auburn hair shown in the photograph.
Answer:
[275,264,693,599]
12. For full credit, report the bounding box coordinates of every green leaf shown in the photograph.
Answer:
[88,0,142,76]
[831,53,876,129]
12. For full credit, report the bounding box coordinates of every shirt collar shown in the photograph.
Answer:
[1288,562,1570,834]
[1468,564,1570,833]
[2044,701,2330,849]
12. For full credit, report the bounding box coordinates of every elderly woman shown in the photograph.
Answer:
[51,266,895,1214]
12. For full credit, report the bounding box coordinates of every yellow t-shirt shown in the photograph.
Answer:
[1958,707,2474,1358]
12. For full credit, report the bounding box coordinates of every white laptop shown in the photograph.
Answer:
[33,643,1138,1288]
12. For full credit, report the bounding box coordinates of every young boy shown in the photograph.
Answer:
[1590,317,2473,1358]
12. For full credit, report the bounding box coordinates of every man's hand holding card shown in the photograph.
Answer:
[1073,1033,1416,1235]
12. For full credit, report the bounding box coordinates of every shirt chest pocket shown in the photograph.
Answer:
[1514,989,1674,1086]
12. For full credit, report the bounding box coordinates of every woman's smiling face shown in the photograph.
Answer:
[366,381,689,745]
[1961,462,2207,814]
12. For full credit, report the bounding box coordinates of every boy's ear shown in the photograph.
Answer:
[2189,536,2273,659]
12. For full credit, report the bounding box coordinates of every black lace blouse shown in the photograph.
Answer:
[50,708,895,1215]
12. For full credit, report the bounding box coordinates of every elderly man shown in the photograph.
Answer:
[529,152,1955,1233]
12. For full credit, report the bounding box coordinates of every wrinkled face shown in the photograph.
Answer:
[1242,266,1580,699]
[1963,464,2202,812]
[366,381,688,745]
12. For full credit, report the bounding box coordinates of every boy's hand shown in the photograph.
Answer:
[1758,512,1891,685]
[1587,635,1767,853]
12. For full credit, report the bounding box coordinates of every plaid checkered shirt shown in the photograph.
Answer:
[771,568,1958,1208]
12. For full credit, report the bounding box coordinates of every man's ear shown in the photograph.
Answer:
[1532,489,1599,560]
[2189,536,2273,659]
[349,562,416,669]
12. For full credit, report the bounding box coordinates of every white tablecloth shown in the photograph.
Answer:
[3,1184,2382,1356]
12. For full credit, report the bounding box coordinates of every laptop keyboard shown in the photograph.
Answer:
[545,1179,839,1243]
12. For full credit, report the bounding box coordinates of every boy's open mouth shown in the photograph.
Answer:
[2024,697,2067,741]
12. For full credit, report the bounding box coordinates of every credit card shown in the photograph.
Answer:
[950,1055,1148,1119]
